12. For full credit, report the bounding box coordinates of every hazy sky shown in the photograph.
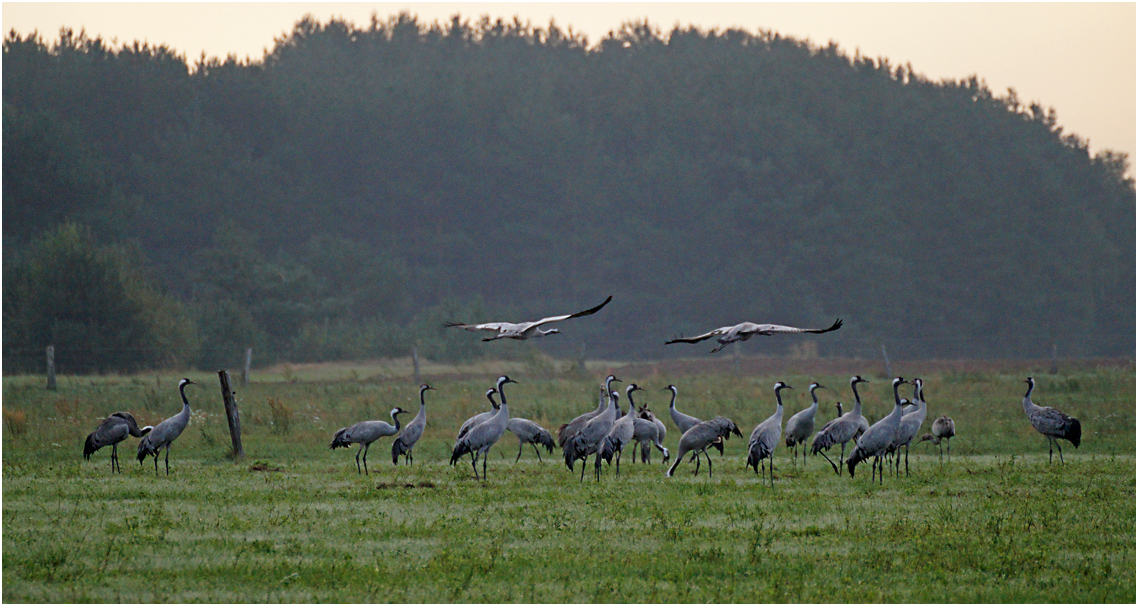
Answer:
[4,2,1134,173]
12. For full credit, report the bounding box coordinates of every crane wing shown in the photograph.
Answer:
[741,317,844,336]
[664,326,732,345]
[529,295,613,327]
[443,321,515,333]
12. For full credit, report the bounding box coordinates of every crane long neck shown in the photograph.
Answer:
[851,382,862,415]
[498,382,509,406]
[774,389,785,413]
[1022,381,1037,414]
[179,383,191,410]
[893,381,904,406]
[391,412,402,432]
[809,388,820,409]
[668,388,677,411]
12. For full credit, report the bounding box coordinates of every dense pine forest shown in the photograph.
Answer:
[3,14,1134,373]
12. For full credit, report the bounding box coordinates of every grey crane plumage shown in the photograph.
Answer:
[506,417,555,463]
[811,376,870,475]
[1021,376,1081,463]
[84,412,152,473]
[634,407,669,464]
[136,378,195,476]
[392,384,433,465]
[665,318,843,353]
[558,376,618,448]
[665,384,723,459]
[598,385,644,477]
[444,295,612,341]
[747,381,791,486]
[665,416,741,478]
[784,382,824,465]
[847,377,909,482]
[452,377,513,466]
[887,378,928,476]
[919,415,956,461]
[563,379,622,481]
[451,376,517,480]
[330,407,407,474]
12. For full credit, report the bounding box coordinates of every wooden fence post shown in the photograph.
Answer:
[46,345,56,391]
[880,342,894,378]
[411,346,421,385]
[218,370,244,459]
[242,348,253,386]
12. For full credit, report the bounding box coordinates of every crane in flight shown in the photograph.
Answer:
[444,296,612,341]
[665,318,842,353]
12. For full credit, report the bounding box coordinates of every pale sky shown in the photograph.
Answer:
[3,2,1135,173]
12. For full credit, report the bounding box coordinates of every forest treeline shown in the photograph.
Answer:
[3,13,1134,373]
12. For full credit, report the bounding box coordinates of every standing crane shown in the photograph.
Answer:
[84,412,152,473]
[784,382,824,465]
[444,295,612,341]
[747,381,791,486]
[665,384,723,458]
[559,376,620,448]
[330,407,408,475]
[918,415,956,461]
[598,384,644,477]
[136,378,195,476]
[564,387,620,481]
[1021,376,1081,463]
[391,384,433,465]
[664,318,842,353]
[846,377,909,482]
[811,376,870,475]
[505,417,555,463]
[665,416,741,478]
[635,406,669,464]
[888,378,928,476]
[451,377,518,480]
[452,377,513,466]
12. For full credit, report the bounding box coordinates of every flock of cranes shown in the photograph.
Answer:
[85,373,1085,482]
[80,298,1083,478]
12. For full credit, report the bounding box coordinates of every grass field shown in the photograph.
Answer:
[3,357,1135,602]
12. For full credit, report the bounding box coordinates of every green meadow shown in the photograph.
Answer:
[3,358,1134,602]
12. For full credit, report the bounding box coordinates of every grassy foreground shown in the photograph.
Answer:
[3,359,1135,602]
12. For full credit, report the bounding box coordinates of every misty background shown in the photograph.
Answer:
[3,14,1134,374]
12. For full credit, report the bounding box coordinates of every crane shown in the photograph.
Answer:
[136,378,195,476]
[665,416,741,478]
[558,376,620,448]
[784,382,824,465]
[887,378,928,476]
[450,377,518,480]
[1021,376,1081,463]
[918,415,956,461]
[444,295,612,341]
[665,384,723,458]
[84,412,152,473]
[452,376,513,466]
[564,387,620,481]
[391,384,433,465]
[811,376,870,474]
[846,377,909,482]
[664,318,842,353]
[505,417,555,462]
[330,407,408,474]
[747,381,791,486]
[635,406,669,464]
[598,384,644,477]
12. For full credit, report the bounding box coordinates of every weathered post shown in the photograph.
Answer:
[217,370,244,459]
[1049,343,1059,375]
[880,342,893,378]
[242,348,253,386]
[576,341,587,374]
[411,346,421,385]
[46,345,57,391]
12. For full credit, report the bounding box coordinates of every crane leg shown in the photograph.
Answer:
[111,443,119,473]
[939,442,944,462]
[580,456,586,481]
[483,452,488,481]
[818,449,839,474]
[706,450,713,479]
[164,444,171,476]
[947,439,951,461]
[409,449,414,466]
[694,453,701,476]
[154,450,160,476]
[1056,440,1064,463]
[905,444,910,477]
[1048,439,1054,464]
[516,442,523,464]
[839,442,846,476]
[471,451,480,480]
[355,446,362,474]
[364,443,373,475]
[770,457,775,487]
